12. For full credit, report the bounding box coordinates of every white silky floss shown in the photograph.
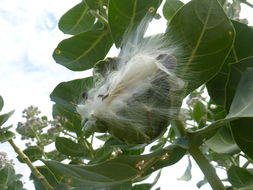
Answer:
[77,18,185,142]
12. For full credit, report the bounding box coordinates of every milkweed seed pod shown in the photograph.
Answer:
[77,18,185,144]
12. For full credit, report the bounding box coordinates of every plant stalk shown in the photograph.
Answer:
[172,119,187,137]
[30,126,48,159]
[243,1,253,8]
[89,10,108,26]
[8,139,53,190]
[188,146,226,190]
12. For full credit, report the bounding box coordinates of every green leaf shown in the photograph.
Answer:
[177,156,192,181]
[108,0,162,47]
[30,166,59,190]
[17,146,43,163]
[93,57,118,85]
[132,184,152,190]
[224,57,253,111]
[207,21,253,109]
[0,164,15,187]
[58,2,95,35]
[103,137,147,151]
[0,110,14,127]
[207,56,253,112]
[163,0,183,21]
[0,96,3,112]
[89,146,114,164]
[197,178,208,188]
[150,138,167,151]
[132,171,161,190]
[191,101,206,126]
[166,0,235,94]
[85,0,109,10]
[237,186,253,190]
[207,103,227,121]
[102,137,146,156]
[230,118,253,159]
[108,182,132,190]
[231,21,253,60]
[227,68,253,118]
[55,137,88,157]
[192,68,253,154]
[0,164,25,190]
[206,62,231,107]
[0,130,15,143]
[227,166,253,188]
[43,144,185,188]
[45,150,67,162]
[50,77,93,113]
[95,134,110,141]
[7,180,26,190]
[53,29,113,71]
[52,104,82,133]
[205,124,240,154]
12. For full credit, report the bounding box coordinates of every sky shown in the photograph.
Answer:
[0,0,253,189]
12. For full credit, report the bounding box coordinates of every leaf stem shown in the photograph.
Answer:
[240,154,253,168]
[89,10,108,26]
[8,139,53,190]
[62,130,77,139]
[30,126,48,159]
[243,1,253,8]
[172,119,187,137]
[188,146,226,190]
[242,160,251,168]
[79,136,94,158]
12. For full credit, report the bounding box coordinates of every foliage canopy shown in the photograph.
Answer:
[1,0,253,189]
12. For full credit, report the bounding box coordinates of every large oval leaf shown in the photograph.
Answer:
[166,0,235,94]
[227,166,253,188]
[50,77,93,113]
[55,137,88,157]
[43,144,185,188]
[227,68,253,118]
[163,0,183,21]
[205,125,239,154]
[0,164,15,187]
[0,110,14,127]
[58,2,95,35]
[230,118,253,159]
[226,69,253,159]
[0,130,15,143]
[224,57,253,111]
[53,29,113,71]
[108,0,162,47]
[207,21,253,109]
[52,104,82,133]
[231,21,253,60]
[192,68,253,155]
[86,0,109,11]
[30,166,59,190]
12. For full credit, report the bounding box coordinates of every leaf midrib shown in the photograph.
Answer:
[69,5,89,33]
[48,161,139,185]
[69,30,108,64]
[126,0,138,37]
[187,0,214,65]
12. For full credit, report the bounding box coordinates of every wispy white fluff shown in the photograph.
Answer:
[77,16,185,143]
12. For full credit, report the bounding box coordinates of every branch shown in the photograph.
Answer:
[243,1,253,8]
[188,146,226,190]
[8,139,53,190]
